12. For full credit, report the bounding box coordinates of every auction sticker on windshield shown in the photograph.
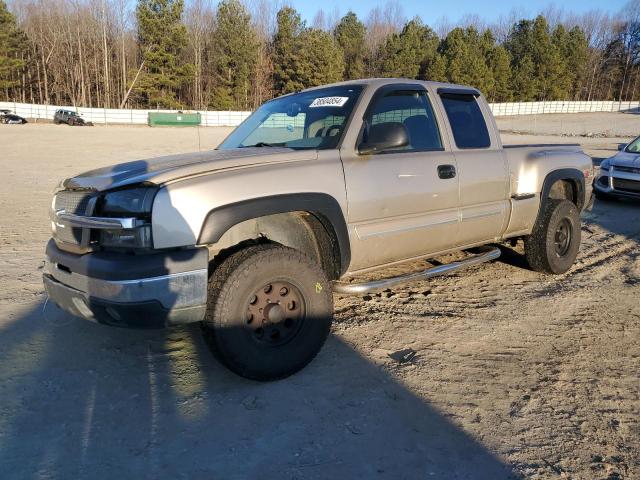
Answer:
[309,97,349,108]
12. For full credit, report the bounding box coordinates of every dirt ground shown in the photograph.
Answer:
[496,111,639,138]
[0,117,638,479]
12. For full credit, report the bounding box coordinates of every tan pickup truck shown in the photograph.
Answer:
[44,78,593,380]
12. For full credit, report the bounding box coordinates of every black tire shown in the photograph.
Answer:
[203,244,333,381]
[524,199,581,274]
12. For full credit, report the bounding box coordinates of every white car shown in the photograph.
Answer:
[594,136,640,200]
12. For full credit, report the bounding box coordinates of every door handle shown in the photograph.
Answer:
[438,164,456,179]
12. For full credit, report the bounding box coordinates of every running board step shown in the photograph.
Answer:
[332,246,501,295]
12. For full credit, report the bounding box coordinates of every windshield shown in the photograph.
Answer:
[218,85,364,150]
[625,136,640,153]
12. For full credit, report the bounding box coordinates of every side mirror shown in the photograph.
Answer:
[358,122,409,155]
[618,143,627,151]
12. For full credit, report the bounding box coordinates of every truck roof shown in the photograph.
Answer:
[300,78,481,96]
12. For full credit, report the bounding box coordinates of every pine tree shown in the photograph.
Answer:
[439,27,494,94]
[210,0,258,110]
[334,12,366,80]
[533,17,568,100]
[486,45,512,102]
[0,0,26,97]
[505,19,540,101]
[424,54,447,82]
[379,18,440,80]
[135,0,193,108]
[272,7,344,94]
[564,27,590,99]
[272,7,306,95]
[296,28,345,88]
[480,29,511,101]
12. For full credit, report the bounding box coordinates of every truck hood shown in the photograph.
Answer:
[610,150,640,168]
[63,147,317,191]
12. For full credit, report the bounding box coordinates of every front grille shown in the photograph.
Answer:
[55,223,83,244]
[53,190,94,247]
[613,178,640,193]
[54,190,93,215]
[614,166,640,175]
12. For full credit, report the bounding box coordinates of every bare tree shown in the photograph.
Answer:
[185,0,215,109]
[247,0,279,107]
[4,0,639,107]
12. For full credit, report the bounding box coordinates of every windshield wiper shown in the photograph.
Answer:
[241,142,282,148]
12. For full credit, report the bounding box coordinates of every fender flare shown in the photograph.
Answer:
[540,168,586,210]
[197,193,351,275]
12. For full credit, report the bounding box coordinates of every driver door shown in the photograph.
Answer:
[341,86,460,271]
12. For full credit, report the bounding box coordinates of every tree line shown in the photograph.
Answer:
[1,0,639,110]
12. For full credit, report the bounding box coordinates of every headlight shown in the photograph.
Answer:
[99,187,156,216]
[600,160,611,172]
[96,187,157,249]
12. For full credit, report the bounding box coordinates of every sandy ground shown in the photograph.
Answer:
[496,111,639,138]
[0,117,638,479]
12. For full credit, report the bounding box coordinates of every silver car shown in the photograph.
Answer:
[594,136,640,200]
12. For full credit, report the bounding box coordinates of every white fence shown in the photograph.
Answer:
[1,99,638,126]
[0,101,251,126]
[489,100,640,116]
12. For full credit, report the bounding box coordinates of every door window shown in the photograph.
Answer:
[440,93,491,149]
[364,90,442,153]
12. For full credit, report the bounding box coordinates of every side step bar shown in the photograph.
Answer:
[332,246,501,295]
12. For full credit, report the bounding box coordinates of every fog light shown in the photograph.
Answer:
[72,297,94,319]
[106,307,122,321]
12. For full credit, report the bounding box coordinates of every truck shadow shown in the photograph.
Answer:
[0,303,519,480]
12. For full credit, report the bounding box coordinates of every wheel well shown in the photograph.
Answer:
[205,211,342,280]
[548,179,578,206]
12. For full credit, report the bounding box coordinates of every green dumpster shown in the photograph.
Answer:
[148,112,201,127]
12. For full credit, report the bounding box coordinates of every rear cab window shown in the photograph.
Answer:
[440,93,491,149]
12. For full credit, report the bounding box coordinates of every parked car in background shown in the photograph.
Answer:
[594,135,640,201]
[53,109,93,126]
[0,109,28,124]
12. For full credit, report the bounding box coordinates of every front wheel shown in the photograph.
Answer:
[203,244,333,381]
[524,199,581,274]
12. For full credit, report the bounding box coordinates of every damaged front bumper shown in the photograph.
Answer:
[43,240,208,328]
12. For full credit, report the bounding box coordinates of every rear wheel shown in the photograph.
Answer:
[203,244,333,381]
[524,199,581,274]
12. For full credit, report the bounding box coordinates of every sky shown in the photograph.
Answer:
[291,0,628,25]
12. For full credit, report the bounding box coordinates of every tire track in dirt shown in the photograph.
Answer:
[334,215,639,479]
